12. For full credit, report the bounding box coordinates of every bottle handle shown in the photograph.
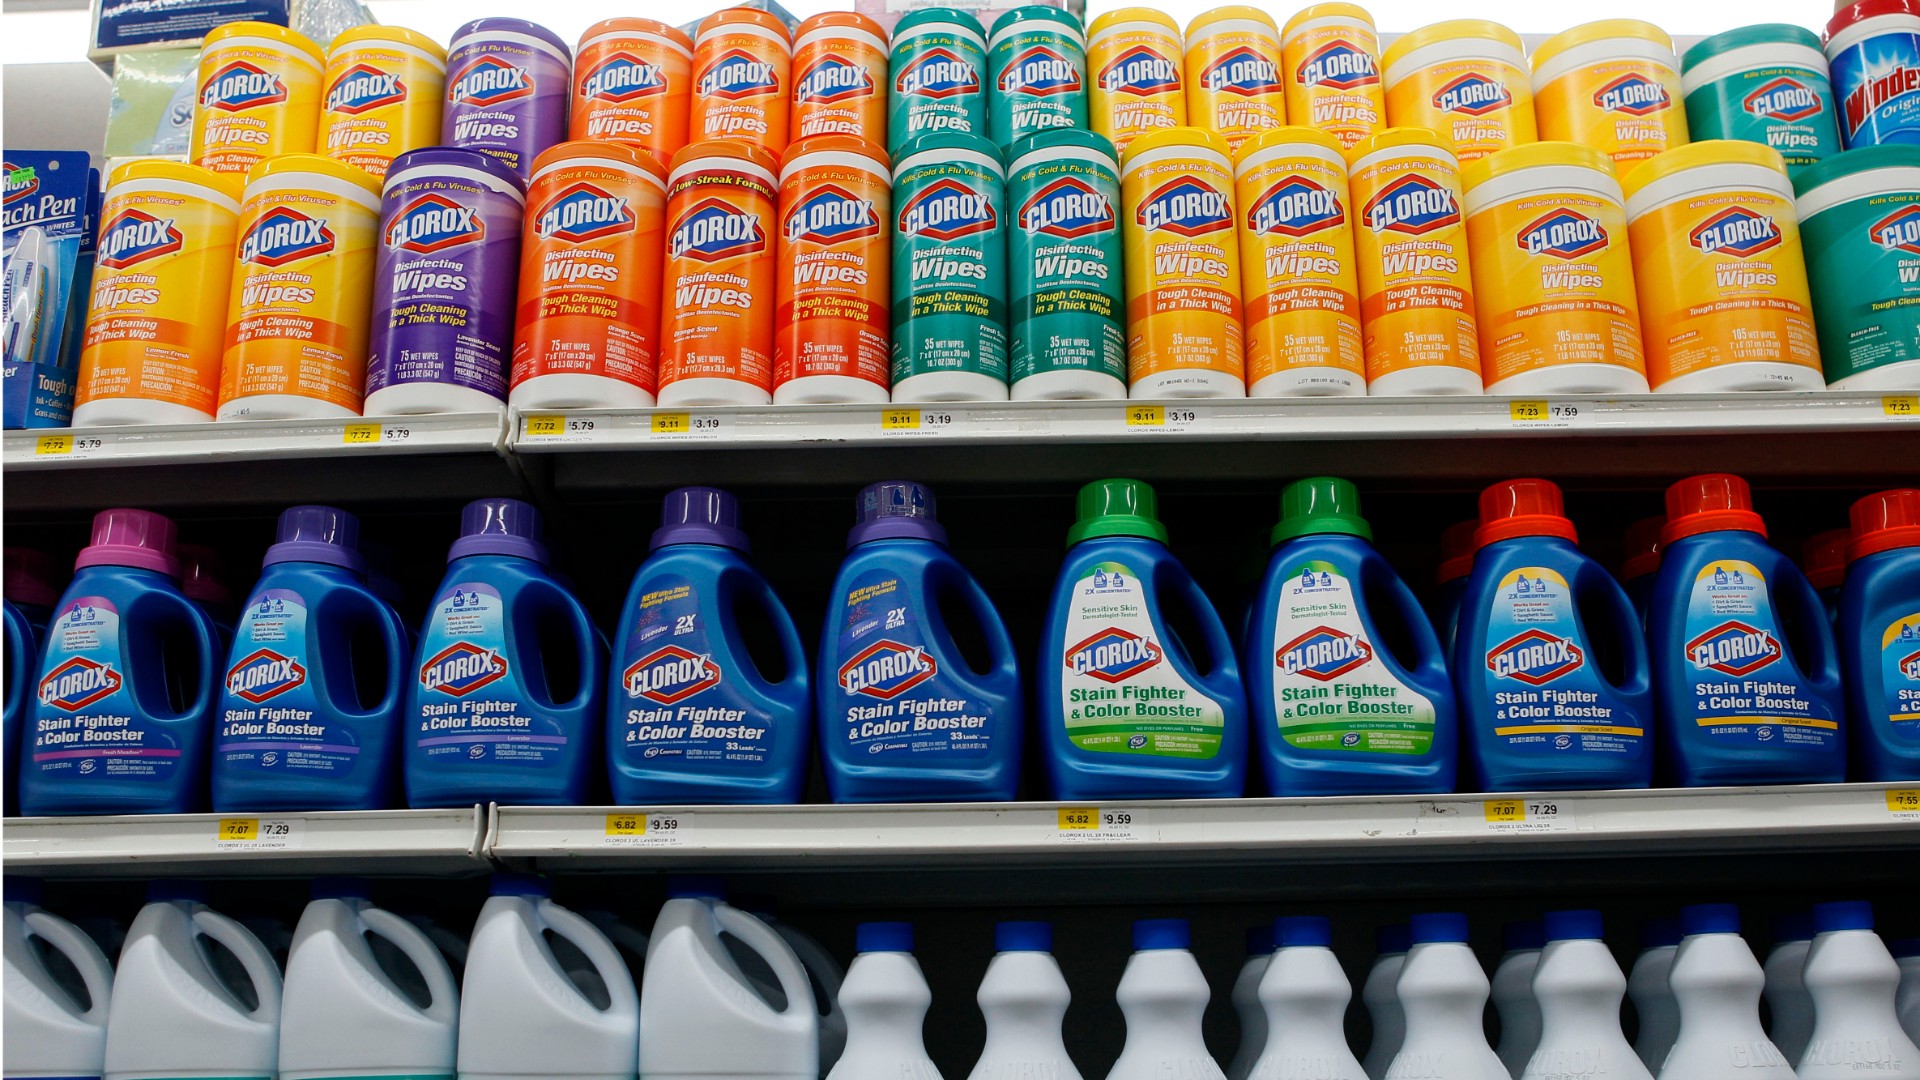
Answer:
[163,589,220,722]
[536,899,637,1017]
[360,905,460,1025]
[23,909,114,1023]
[1372,554,1450,680]
[737,567,809,690]
[191,907,282,1020]
[1778,564,1844,695]
[365,593,411,720]
[954,564,1021,682]
[1581,563,1653,697]
[1165,558,1236,681]
[558,586,607,713]
[714,903,815,1023]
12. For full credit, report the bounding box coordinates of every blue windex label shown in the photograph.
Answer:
[31,598,179,783]
[413,582,565,767]
[1679,561,1838,748]
[217,589,361,777]
[1479,567,1644,756]
[1833,31,1920,147]
[832,569,992,758]
[616,574,771,765]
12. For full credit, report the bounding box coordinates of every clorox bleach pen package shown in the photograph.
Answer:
[4,151,92,428]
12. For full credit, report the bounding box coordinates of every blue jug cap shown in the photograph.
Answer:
[1545,909,1604,942]
[1246,924,1274,955]
[848,481,947,547]
[489,873,550,898]
[1410,912,1469,945]
[1642,917,1683,949]
[998,920,1053,952]
[1276,915,1332,948]
[653,486,750,552]
[451,17,572,59]
[147,880,208,903]
[857,921,914,952]
[1773,912,1814,943]
[1134,917,1189,951]
[1504,920,1545,951]
[450,498,549,564]
[1681,903,1741,937]
[667,875,726,900]
[1813,900,1875,933]
[265,505,364,571]
[3,877,44,905]
[1892,938,1920,959]
[1376,923,1411,954]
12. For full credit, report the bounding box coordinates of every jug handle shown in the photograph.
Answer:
[549,583,607,713]
[159,589,220,722]
[733,568,808,691]
[1165,559,1237,682]
[191,907,282,1020]
[360,905,460,1026]
[1778,566,1845,696]
[946,560,1020,682]
[536,899,637,1017]
[24,910,114,1024]
[1372,553,1450,680]
[364,594,412,720]
[1578,562,1653,697]
[713,904,815,1022]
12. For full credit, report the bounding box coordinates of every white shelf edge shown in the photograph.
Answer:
[0,806,489,875]
[3,409,511,470]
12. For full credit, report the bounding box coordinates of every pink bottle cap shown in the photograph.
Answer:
[73,509,181,577]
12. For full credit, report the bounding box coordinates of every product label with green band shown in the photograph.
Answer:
[1269,560,1435,754]
[1059,561,1224,757]
[1799,187,1920,385]
[891,152,1009,385]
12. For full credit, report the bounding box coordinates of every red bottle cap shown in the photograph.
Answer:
[1661,474,1767,544]
[1620,515,1665,581]
[1829,0,1920,43]
[1802,529,1851,589]
[1473,478,1578,548]
[1435,519,1477,584]
[1848,488,1920,561]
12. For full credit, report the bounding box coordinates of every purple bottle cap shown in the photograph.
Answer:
[653,487,749,552]
[3,548,63,607]
[386,146,526,195]
[74,509,180,577]
[847,481,947,548]
[449,498,548,564]
[176,544,234,606]
[266,505,365,572]
[451,17,572,61]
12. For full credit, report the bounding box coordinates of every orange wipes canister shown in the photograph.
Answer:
[1087,9,1188,154]
[1531,20,1689,178]
[657,140,782,406]
[75,162,246,425]
[1347,128,1483,394]
[1120,127,1246,397]
[1232,127,1364,396]
[1184,7,1287,152]
[1381,20,1537,163]
[319,26,449,180]
[774,136,892,403]
[1280,3,1387,150]
[510,141,669,410]
[690,8,794,154]
[571,18,694,162]
[791,12,889,144]
[217,155,383,420]
[191,22,325,177]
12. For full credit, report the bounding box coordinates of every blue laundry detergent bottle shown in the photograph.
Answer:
[19,509,220,815]
[1619,516,1664,626]
[1804,528,1851,627]
[1837,488,1920,781]
[5,599,30,814]
[1651,474,1845,786]
[212,505,411,812]
[1041,478,1247,800]
[404,498,606,808]
[1246,477,1456,796]
[608,487,811,804]
[819,481,1022,802]
[1453,479,1653,792]
[1427,519,1476,656]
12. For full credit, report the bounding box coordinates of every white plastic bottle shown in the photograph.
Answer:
[1896,938,1920,1047]
[1492,920,1544,1078]
[457,875,637,1080]
[1106,919,1226,1080]
[1248,916,1365,1080]
[765,914,848,1076]
[1628,918,1682,1073]
[827,922,940,1080]
[1227,926,1274,1080]
[104,884,282,1080]
[1385,912,1506,1080]
[5,881,113,1080]
[1657,903,1793,1079]
[1520,909,1652,1080]
[1762,913,1814,1066]
[1797,901,1920,1080]
[281,880,458,1080]
[1360,925,1409,1080]
[967,921,1083,1080]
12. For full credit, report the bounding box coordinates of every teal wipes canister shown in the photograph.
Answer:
[889,9,991,150]
[891,132,1010,402]
[1794,145,1920,390]
[1006,128,1128,399]
[1681,25,1841,173]
[988,7,1089,151]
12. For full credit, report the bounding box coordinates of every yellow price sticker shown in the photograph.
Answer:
[342,423,379,445]
[34,435,72,456]
[1483,799,1525,823]
[1884,395,1919,417]
[605,813,645,837]
[524,414,564,437]
[1509,400,1549,423]
[882,408,920,430]
[652,412,691,434]
[1058,806,1098,831]
[217,817,259,841]
[1126,404,1165,427]
[1887,789,1920,814]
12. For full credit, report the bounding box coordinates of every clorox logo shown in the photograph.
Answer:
[1000,44,1080,96]
[795,55,875,103]
[386,193,484,253]
[1518,209,1608,260]
[419,642,509,696]
[784,184,880,244]
[1743,76,1822,122]
[668,198,767,261]
[1486,629,1585,686]
[1901,648,1920,681]
[623,645,722,704]
[200,60,287,112]
[226,649,307,703]
[3,161,37,205]
[1019,176,1113,238]
[1248,175,1343,237]
[1689,207,1781,258]
[1066,627,1162,683]
[1297,39,1378,91]
[1362,174,1460,235]
[896,47,980,99]
[1276,626,1374,681]
[899,177,997,240]
[1432,72,1511,116]
[1136,177,1231,237]
[1687,621,1782,677]
[1199,45,1280,96]
[1871,205,1920,254]
[581,52,667,101]
[38,656,123,711]
[1098,45,1180,95]
[839,640,938,699]
[97,209,183,269]
[699,48,781,99]
[325,63,407,115]
[534,183,634,243]
[449,55,534,107]
[1593,73,1669,116]
[240,208,335,267]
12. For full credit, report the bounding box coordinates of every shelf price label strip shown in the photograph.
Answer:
[33,434,108,459]
[212,817,305,850]
[341,422,416,446]
[1055,805,1151,842]
[1888,789,1920,821]
[604,811,690,846]
[1482,798,1576,833]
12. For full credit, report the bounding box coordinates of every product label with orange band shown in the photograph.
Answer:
[691,29,791,150]
[1121,152,1244,382]
[571,30,693,161]
[1235,151,1363,387]
[659,164,779,393]
[776,156,891,390]
[1349,154,1479,381]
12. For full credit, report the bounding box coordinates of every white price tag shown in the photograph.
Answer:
[604,811,691,846]
[213,817,305,850]
[1123,404,1202,432]
[879,408,965,435]
[34,433,109,458]
[522,414,608,443]
[1508,400,1592,429]
[342,423,415,446]
[1055,805,1151,842]
[647,413,730,440]
[1483,798,1575,833]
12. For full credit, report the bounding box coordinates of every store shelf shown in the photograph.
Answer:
[1,806,490,877]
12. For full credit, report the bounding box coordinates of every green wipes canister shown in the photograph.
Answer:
[889,9,991,150]
[891,131,1010,401]
[1794,144,1920,389]
[1682,24,1841,174]
[988,7,1090,151]
[1007,128,1127,399]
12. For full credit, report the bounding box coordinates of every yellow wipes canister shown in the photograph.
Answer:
[1621,140,1825,392]
[1121,127,1245,397]
[1280,3,1386,150]
[1184,7,1287,152]
[320,26,449,180]
[1461,142,1650,395]
[1232,126,1364,395]
[75,162,246,426]
[1088,9,1188,154]
[1382,20,1537,163]
[1532,20,1689,179]
[1347,127,1483,394]
[191,22,325,177]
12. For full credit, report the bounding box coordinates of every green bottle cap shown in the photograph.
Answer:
[1269,477,1373,545]
[1067,478,1168,545]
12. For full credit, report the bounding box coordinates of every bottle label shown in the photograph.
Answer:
[1059,561,1224,757]
[1679,560,1837,747]
[1881,612,1920,740]
[217,588,361,777]
[1829,31,1920,148]
[831,568,995,759]
[413,581,566,767]
[1269,561,1434,754]
[1480,566,1644,755]
[31,597,180,783]
[1683,64,1838,169]
[615,573,771,764]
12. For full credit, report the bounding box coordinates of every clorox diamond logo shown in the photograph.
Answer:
[1687,621,1782,677]
[1297,39,1378,91]
[1518,209,1608,260]
[795,55,875,103]
[784,184,881,245]
[896,46,980,99]
[1486,629,1585,686]
[1066,627,1162,683]
[1019,176,1113,238]
[1901,649,1920,681]
[1593,73,1670,116]
[899,177,997,240]
[3,161,37,205]
[449,55,535,107]
[325,63,407,115]
[1432,72,1512,116]
[1276,626,1374,681]
[1689,207,1781,258]
[669,198,768,261]
[38,656,123,711]
[624,645,722,704]
[1248,175,1343,237]
[1000,44,1081,96]
[241,208,336,267]
[1098,45,1180,95]
[1199,45,1280,96]
[97,209,184,269]
[699,48,782,99]
[1871,205,1920,254]
[1137,177,1232,237]
[1362,174,1460,235]
[1743,76,1822,122]
[226,649,307,703]
[387,193,485,254]
[419,642,509,696]
[200,60,287,112]
[839,640,938,699]
[581,52,667,101]
[534,183,635,243]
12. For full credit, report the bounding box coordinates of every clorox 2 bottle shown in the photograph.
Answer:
[1838,489,1920,781]
[609,488,810,803]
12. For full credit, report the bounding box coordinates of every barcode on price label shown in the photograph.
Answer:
[1886,789,1920,820]
[604,812,690,846]
[1483,799,1574,832]
[1056,806,1150,842]
[213,817,305,849]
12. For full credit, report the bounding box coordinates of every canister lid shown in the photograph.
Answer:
[329,24,448,63]
[1281,3,1376,39]
[797,10,889,40]
[668,138,782,177]
[1088,8,1181,38]
[1234,124,1346,165]
[1531,20,1673,73]
[202,20,325,66]
[385,146,526,196]
[1009,127,1119,170]
[530,139,668,181]
[1620,140,1790,202]
[246,153,385,197]
[892,6,985,39]
[107,159,245,203]
[578,17,693,51]
[992,5,1084,37]
[451,18,571,60]
[1681,23,1823,74]
[1381,19,1523,72]
[1122,125,1234,170]
[1829,0,1920,44]
[780,134,890,172]
[1461,141,1616,191]
[1345,126,1458,166]
[698,6,794,43]
[893,130,1004,176]
[1792,143,1920,199]
[1186,5,1279,38]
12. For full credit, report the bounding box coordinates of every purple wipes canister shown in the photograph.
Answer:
[443,19,573,183]
[365,147,525,415]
